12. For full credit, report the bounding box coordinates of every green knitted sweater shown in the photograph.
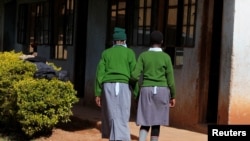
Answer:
[95,45,137,96]
[131,49,176,99]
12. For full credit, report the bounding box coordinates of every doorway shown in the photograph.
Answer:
[206,0,223,124]
[74,0,88,98]
[3,0,16,51]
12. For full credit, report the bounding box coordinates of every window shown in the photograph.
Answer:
[107,0,127,46]
[163,0,197,48]
[17,2,50,51]
[17,4,28,44]
[17,0,75,60]
[108,0,197,67]
[162,0,197,67]
[111,0,126,28]
[134,0,197,49]
[137,0,152,46]
[34,2,51,45]
[17,2,50,45]
[52,0,75,59]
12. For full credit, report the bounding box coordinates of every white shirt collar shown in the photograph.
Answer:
[148,47,162,52]
[113,44,127,48]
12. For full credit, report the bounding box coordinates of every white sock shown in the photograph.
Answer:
[139,129,148,141]
[150,136,158,141]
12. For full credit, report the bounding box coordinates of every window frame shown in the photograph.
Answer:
[17,4,28,45]
[17,2,51,46]
[107,0,197,68]
[136,0,153,46]
[16,0,75,60]
[106,0,127,47]
[51,0,75,60]
[163,0,197,68]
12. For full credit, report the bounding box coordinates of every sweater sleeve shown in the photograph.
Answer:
[131,55,144,98]
[129,50,137,75]
[131,55,143,81]
[128,50,139,98]
[94,55,106,97]
[165,58,176,99]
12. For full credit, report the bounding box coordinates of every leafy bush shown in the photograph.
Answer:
[0,51,79,137]
[0,51,36,122]
[15,79,78,136]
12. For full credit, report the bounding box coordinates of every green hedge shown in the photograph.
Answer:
[0,51,79,137]
[0,51,36,122]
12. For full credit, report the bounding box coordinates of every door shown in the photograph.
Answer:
[206,0,223,124]
[74,0,88,97]
[3,0,16,51]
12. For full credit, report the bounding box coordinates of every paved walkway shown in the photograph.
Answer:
[71,101,208,141]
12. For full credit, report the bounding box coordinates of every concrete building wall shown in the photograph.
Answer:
[2,0,250,132]
[12,0,77,82]
[169,0,207,128]
[83,0,108,104]
[218,0,250,124]
[82,0,212,131]
[230,0,250,124]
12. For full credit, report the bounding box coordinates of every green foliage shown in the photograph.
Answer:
[0,51,79,137]
[0,51,36,122]
[15,79,78,136]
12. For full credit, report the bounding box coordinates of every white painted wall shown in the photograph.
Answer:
[219,0,250,124]
[229,0,250,123]
[232,0,250,96]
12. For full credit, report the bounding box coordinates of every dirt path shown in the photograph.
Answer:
[36,102,208,141]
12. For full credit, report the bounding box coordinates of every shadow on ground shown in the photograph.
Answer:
[0,116,100,141]
[0,121,53,141]
[56,116,100,132]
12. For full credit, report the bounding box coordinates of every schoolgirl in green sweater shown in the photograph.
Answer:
[131,31,176,141]
[94,27,137,141]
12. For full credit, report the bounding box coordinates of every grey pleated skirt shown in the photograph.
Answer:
[101,82,131,141]
[136,86,170,126]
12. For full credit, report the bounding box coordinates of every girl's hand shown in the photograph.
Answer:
[169,98,176,107]
[95,96,101,107]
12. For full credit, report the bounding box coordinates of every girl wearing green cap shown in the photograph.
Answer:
[95,27,137,141]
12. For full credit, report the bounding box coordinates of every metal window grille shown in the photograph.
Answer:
[107,0,127,46]
[165,0,197,48]
[17,4,28,44]
[52,0,75,59]
[17,0,75,60]
[137,0,152,46]
[34,2,51,45]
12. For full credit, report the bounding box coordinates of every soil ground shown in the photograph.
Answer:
[35,100,208,141]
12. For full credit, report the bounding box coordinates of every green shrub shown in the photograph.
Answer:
[0,51,36,122]
[15,78,78,136]
[0,51,79,137]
